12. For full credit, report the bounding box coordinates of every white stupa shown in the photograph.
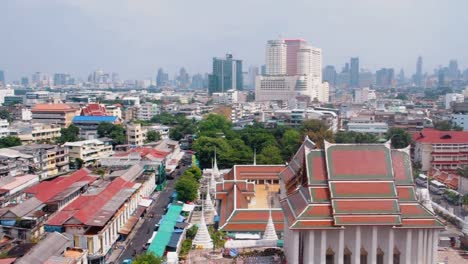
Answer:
[204,192,217,216]
[262,209,278,241]
[192,209,213,249]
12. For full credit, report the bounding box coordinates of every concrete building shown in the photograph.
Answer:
[266,40,287,75]
[126,123,146,147]
[413,128,468,172]
[347,122,389,135]
[64,139,113,167]
[280,139,443,264]
[45,164,156,263]
[0,148,34,178]
[31,104,79,128]
[72,116,120,140]
[208,54,243,94]
[452,113,468,131]
[10,144,69,180]
[354,87,377,104]
[10,122,61,144]
[445,93,464,110]
[255,75,298,102]
[136,102,159,121]
[0,119,10,138]
[105,105,122,119]
[0,88,14,104]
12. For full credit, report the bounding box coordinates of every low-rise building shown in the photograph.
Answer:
[31,103,79,128]
[10,144,69,180]
[413,128,468,172]
[126,123,146,147]
[64,139,113,167]
[10,122,61,144]
[72,116,120,140]
[0,149,34,178]
[347,122,388,135]
[105,105,122,119]
[137,102,159,120]
[45,164,155,263]
[0,119,10,138]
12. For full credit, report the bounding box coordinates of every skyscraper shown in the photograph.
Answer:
[323,66,337,87]
[448,60,459,80]
[350,57,359,88]
[376,68,395,87]
[265,40,287,75]
[284,39,307,75]
[208,54,243,94]
[53,73,71,86]
[0,70,5,86]
[156,68,169,87]
[21,77,29,87]
[414,56,423,87]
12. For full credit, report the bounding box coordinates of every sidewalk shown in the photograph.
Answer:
[107,217,145,262]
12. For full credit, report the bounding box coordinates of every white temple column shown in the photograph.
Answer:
[422,229,427,264]
[387,228,394,264]
[304,231,315,263]
[371,227,377,264]
[427,229,433,264]
[354,226,361,264]
[432,230,439,264]
[417,229,423,263]
[405,229,412,264]
[320,230,327,264]
[338,229,345,264]
[291,231,299,264]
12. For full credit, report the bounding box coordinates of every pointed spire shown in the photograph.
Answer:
[205,192,217,215]
[212,148,220,178]
[263,208,278,241]
[192,208,213,249]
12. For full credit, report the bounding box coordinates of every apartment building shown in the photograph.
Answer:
[0,148,34,178]
[126,123,146,147]
[64,139,113,167]
[136,102,159,120]
[10,144,69,180]
[413,128,468,172]
[10,122,61,144]
[31,104,79,128]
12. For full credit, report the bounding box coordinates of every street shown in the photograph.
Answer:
[114,159,189,263]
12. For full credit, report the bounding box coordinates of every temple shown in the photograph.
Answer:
[280,137,444,264]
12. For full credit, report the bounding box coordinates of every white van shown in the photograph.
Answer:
[415,174,428,187]
[429,180,447,195]
[145,231,157,248]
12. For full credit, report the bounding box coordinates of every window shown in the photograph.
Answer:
[377,248,384,264]
[393,247,400,264]
[344,247,352,264]
[360,248,368,264]
[326,247,335,264]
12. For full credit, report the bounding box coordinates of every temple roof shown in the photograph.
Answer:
[280,140,444,229]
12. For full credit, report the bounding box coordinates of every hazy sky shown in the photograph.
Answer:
[1,0,467,81]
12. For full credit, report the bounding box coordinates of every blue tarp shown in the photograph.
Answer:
[166,232,183,251]
[72,115,118,123]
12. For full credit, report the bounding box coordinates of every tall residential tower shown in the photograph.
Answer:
[208,54,243,94]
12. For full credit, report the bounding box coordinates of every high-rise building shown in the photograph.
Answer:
[323,65,337,87]
[21,77,29,87]
[208,54,243,94]
[0,70,5,86]
[176,67,190,89]
[53,73,71,86]
[156,68,169,87]
[350,57,359,88]
[376,68,395,87]
[448,60,459,80]
[414,56,423,87]
[397,69,405,85]
[246,66,259,90]
[191,74,205,89]
[265,40,287,75]
[284,39,307,75]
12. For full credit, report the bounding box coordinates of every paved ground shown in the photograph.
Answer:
[437,248,468,263]
[112,160,189,263]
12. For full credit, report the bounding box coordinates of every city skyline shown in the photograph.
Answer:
[1,0,468,80]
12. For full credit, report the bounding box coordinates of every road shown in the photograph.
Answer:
[115,159,189,263]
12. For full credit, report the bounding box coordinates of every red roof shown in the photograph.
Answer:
[31,103,77,112]
[234,165,285,181]
[413,128,468,144]
[280,140,443,229]
[113,147,170,160]
[25,169,95,203]
[82,103,107,116]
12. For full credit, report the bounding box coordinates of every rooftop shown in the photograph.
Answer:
[31,104,77,112]
[72,115,118,123]
[413,128,468,144]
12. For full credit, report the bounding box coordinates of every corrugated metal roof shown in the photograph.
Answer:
[72,115,117,123]
[16,232,72,264]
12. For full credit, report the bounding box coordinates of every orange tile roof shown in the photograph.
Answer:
[334,215,401,225]
[330,182,396,198]
[32,103,77,112]
[332,200,399,214]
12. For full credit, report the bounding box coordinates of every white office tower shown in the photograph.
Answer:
[256,38,328,102]
[265,40,287,75]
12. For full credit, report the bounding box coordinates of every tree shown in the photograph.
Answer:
[132,252,164,264]
[186,225,198,240]
[0,136,21,148]
[186,166,203,182]
[146,130,161,142]
[395,93,408,100]
[434,120,463,131]
[208,226,226,250]
[57,124,80,144]
[0,110,12,123]
[280,129,302,159]
[386,128,412,149]
[97,123,126,145]
[197,114,232,138]
[257,145,283,165]
[174,176,199,202]
[335,131,379,144]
